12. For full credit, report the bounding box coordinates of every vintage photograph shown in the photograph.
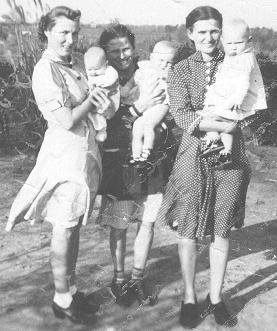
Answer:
[0,0,276,330]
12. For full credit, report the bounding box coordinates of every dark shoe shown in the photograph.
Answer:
[110,279,133,306]
[179,301,198,328]
[73,291,99,314]
[204,294,232,326]
[128,279,158,306]
[52,300,87,324]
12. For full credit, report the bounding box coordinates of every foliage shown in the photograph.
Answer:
[0,61,46,154]
[1,19,277,154]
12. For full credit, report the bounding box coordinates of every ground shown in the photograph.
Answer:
[0,143,277,331]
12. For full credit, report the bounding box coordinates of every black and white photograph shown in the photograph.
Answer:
[0,0,277,330]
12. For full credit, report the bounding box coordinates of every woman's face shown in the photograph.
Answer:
[45,16,80,60]
[105,37,134,72]
[188,19,221,56]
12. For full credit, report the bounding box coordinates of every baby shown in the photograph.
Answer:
[84,46,120,142]
[129,41,178,162]
[199,18,267,166]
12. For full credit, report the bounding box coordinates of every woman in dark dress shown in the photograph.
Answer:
[157,6,251,328]
[97,24,176,305]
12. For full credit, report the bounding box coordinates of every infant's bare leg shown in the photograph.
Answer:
[132,117,145,160]
[220,133,233,154]
[95,127,107,142]
[142,105,167,153]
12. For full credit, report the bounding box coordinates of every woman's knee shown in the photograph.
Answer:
[178,237,196,245]
[110,227,127,240]
[210,235,229,251]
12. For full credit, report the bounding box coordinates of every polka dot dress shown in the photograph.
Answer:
[156,50,252,240]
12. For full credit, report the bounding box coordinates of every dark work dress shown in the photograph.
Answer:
[98,70,178,201]
[157,50,252,240]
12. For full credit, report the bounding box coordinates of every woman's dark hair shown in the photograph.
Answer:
[38,6,81,43]
[99,23,135,51]
[186,6,222,31]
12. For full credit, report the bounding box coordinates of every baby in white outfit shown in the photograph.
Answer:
[84,46,120,142]
[199,18,267,164]
[128,41,178,162]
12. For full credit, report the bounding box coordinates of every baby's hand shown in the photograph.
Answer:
[230,103,241,112]
[96,107,105,115]
[225,99,241,111]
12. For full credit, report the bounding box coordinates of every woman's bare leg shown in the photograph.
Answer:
[209,236,229,303]
[50,225,78,294]
[133,222,154,271]
[110,227,127,273]
[178,238,197,303]
[68,221,81,287]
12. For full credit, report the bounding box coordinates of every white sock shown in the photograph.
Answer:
[53,291,73,309]
[70,285,77,296]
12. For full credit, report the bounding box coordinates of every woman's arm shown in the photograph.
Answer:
[32,61,113,131]
[167,62,198,131]
[51,96,95,130]
[199,115,238,133]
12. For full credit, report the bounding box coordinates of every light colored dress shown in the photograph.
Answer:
[6,49,102,231]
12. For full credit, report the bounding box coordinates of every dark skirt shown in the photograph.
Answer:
[98,106,179,200]
[156,128,252,240]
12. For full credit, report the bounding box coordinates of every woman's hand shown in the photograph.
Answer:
[222,119,238,133]
[135,79,166,114]
[89,87,114,119]
[199,116,238,133]
[197,111,226,122]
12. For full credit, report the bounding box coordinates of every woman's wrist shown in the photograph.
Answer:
[129,102,143,117]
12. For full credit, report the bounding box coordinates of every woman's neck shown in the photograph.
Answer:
[46,47,71,63]
[201,50,218,62]
[117,62,136,85]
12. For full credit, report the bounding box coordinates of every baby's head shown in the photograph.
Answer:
[222,18,251,56]
[150,41,178,75]
[84,46,107,77]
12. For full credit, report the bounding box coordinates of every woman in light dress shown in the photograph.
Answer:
[6,6,114,324]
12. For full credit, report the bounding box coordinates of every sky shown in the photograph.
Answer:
[1,0,277,30]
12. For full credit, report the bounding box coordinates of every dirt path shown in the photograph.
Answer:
[0,145,277,331]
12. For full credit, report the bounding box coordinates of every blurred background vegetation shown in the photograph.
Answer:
[0,0,277,155]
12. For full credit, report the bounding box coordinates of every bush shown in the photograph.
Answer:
[1,23,277,155]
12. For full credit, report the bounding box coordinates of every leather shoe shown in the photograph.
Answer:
[204,294,232,326]
[52,300,87,324]
[73,291,99,314]
[179,301,198,328]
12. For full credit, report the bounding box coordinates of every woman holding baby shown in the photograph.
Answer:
[6,6,114,324]
[157,6,253,328]
[96,24,178,306]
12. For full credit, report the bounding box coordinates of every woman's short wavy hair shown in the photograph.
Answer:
[186,6,222,31]
[38,6,81,43]
[99,23,135,51]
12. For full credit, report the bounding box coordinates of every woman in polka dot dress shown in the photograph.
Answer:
[157,6,251,328]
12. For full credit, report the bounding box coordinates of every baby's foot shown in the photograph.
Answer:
[200,141,224,158]
[139,148,153,161]
[95,131,107,142]
[213,152,232,170]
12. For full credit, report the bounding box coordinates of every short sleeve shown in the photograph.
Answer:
[32,59,71,116]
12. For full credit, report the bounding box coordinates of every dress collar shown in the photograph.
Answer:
[42,48,77,67]
[190,49,224,63]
